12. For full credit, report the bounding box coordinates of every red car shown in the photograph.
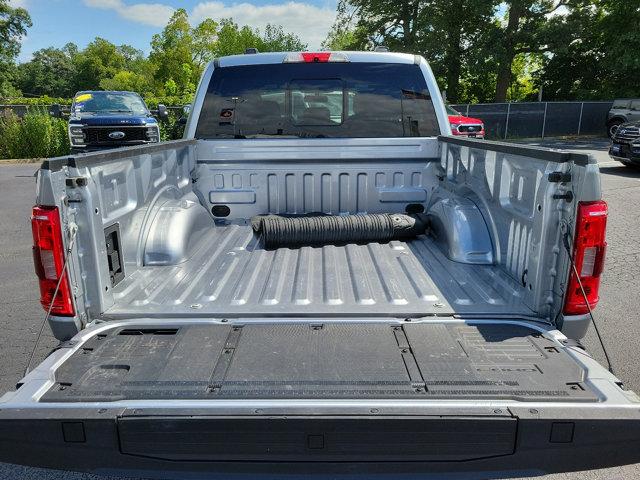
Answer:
[446,105,485,138]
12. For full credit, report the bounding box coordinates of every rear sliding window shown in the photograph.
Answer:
[195,62,439,139]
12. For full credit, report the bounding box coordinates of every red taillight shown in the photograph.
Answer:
[563,201,608,315]
[31,206,75,316]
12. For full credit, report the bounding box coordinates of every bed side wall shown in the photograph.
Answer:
[437,137,594,321]
[40,142,199,335]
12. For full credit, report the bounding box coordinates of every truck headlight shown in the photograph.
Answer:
[450,123,460,131]
[146,126,160,142]
[69,126,85,146]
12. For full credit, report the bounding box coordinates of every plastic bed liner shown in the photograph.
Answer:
[41,322,597,402]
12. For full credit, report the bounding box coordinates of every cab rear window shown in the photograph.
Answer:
[195,62,439,139]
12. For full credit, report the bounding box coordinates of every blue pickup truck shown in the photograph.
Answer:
[52,91,168,152]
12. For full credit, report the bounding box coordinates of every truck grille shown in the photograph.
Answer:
[85,127,148,143]
[614,125,640,143]
[459,124,483,133]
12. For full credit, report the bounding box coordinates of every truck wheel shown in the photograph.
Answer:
[607,119,623,138]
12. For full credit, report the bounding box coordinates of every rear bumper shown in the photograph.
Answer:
[1,405,640,478]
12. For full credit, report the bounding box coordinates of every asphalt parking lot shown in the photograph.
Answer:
[0,138,638,479]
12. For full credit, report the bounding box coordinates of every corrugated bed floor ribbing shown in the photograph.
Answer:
[107,224,532,319]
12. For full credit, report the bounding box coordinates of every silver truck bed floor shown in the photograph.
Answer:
[108,225,532,319]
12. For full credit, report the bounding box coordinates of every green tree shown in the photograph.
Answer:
[212,19,307,56]
[0,0,31,96]
[100,44,155,94]
[599,0,640,98]
[325,0,494,103]
[539,0,640,100]
[321,1,367,50]
[99,70,152,93]
[322,28,361,50]
[72,37,127,91]
[149,11,307,97]
[260,24,307,52]
[192,18,219,68]
[16,45,76,97]
[428,0,495,103]
[213,19,262,57]
[149,9,197,97]
[488,1,569,102]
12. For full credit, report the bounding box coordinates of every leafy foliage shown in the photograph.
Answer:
[3,8,306,103]
[2,96,72,106]
[0,0,31,96]
[0,110,69,159]
[539,0,640,100]
[327,0,640,103]
[16,45,76,97]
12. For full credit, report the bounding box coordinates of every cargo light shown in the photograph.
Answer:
[31,206,75,316]
[563,201,608,316]
[284,52,349,63]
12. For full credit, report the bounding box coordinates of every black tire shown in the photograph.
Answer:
[607,119,624,138]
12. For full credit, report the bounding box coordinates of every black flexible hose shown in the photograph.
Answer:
[252,213,427,248]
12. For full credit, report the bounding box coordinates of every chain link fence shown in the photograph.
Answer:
[3,101,613,140]
[451,101,613,140]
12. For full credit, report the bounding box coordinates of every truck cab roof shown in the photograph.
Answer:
[216,50,418,68]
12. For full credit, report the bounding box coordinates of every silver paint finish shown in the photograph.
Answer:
[194,156,437,219]
[143,193,213,266]
[427,197,494,264]
[35,54,601,339]
[107,224,530,319]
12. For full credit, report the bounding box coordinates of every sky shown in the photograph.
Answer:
[10,0,339,62]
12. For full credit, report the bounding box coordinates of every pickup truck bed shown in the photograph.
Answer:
[108,224,529,319]
[4,52,640,477]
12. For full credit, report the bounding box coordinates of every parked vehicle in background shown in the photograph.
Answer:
[446,105,485,138]
[606,99,640,138]
[51,91,168,152]
[2,51,640,478]
[609,120,640,167]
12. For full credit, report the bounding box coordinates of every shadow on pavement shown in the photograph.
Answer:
[513,138,611,151]
[599,165,640,178]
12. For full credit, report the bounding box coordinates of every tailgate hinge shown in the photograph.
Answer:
[65,177,88,188]
[553,190,574,202]
[560,338,585,350]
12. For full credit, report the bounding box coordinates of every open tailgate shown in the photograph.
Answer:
[1,319,640,477]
